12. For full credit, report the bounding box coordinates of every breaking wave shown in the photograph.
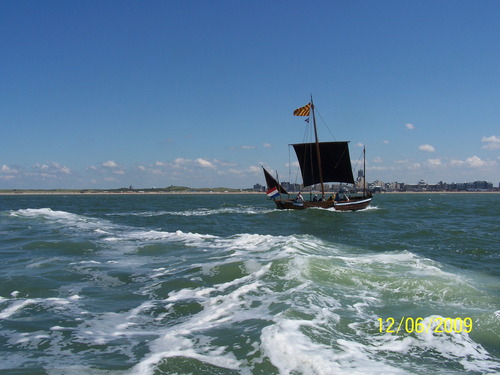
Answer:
[2,203,498,374]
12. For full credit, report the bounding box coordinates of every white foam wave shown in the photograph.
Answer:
[361,204,379,211]
[129,240,393,374]
[369,315,499,373]
[337,250,454,279]
[10,208,220,250]
[132,335,242,374]
[168,206,274,216]
[10,208,116,237]
[0,299,37,319]
[110,206,274,218]
[310,204,379,213]
[212,233,288,252]
[0,296,75,320]
[9,208,305,259]
[103,229,218,250]
[131,264,273,374]
[261,319,407,375]
[4,208,498,374]
[11,207,79,221]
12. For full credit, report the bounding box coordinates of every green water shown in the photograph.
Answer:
[0,193,498,374]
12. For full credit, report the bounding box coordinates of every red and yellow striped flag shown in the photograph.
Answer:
[293,103,311,116]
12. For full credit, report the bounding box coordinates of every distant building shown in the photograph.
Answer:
[253,183,265,192]
[385,181,403,191]
[258,177,496,193]
[380,179,497,192]
[282,182,302,192]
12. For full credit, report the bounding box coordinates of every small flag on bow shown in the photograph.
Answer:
[266,187,280,199]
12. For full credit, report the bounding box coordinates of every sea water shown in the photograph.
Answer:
[0,193,498,374]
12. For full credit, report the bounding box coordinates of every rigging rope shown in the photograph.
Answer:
[353,147,365,177]
[315,108,337,141]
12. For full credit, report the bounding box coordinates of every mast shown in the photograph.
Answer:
[363,146,366,197]
[311,96,325,198]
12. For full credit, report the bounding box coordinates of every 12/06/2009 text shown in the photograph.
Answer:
[378,317,473,334]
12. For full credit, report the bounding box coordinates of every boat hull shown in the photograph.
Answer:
[274,196,372,211]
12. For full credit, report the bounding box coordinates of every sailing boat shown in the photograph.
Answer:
[263,97,372,211]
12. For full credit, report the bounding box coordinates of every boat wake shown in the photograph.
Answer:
[2,207,498,374]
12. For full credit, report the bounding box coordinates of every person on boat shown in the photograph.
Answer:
[335,191,350,201]
[296,191,304,202]
[313,194,318,202]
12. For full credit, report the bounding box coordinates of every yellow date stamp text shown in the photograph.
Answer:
[378,317,473,334]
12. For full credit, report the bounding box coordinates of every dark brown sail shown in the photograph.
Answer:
[292,141,355,187]
[262,166,289,195]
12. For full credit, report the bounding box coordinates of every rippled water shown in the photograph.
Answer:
[0,193,498,374]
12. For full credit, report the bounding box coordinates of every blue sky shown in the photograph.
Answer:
[1,0,499,189]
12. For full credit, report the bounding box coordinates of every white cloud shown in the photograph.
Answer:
[0,164,19,180]
[214,159,237,167]
[450,159,464,166]
[136,163,166,176]
[195,158,215,168]
[407,162,422,170]
[60,166,71,174]
[1,165,18,174]
[395,159,422,170]
[419,144,435,153]
[370,166,391,171]
[172,158,189,167]
[465,155,486,168]
[102,160,119,168]
[373,157,383,163]
[218,164,262,176]
[263,143,272,148]
[87,160,125,177]
[405,123,415,130]
[426,158,442,167]
[481,135,500,150]
[447,156,496,169]
[149,157,220,172]
[100,160,125,175]
[247,165,261,174]
[30,162,72,179]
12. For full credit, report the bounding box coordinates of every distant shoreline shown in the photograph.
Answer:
[0,190,498,196]
[0,190,259,195]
